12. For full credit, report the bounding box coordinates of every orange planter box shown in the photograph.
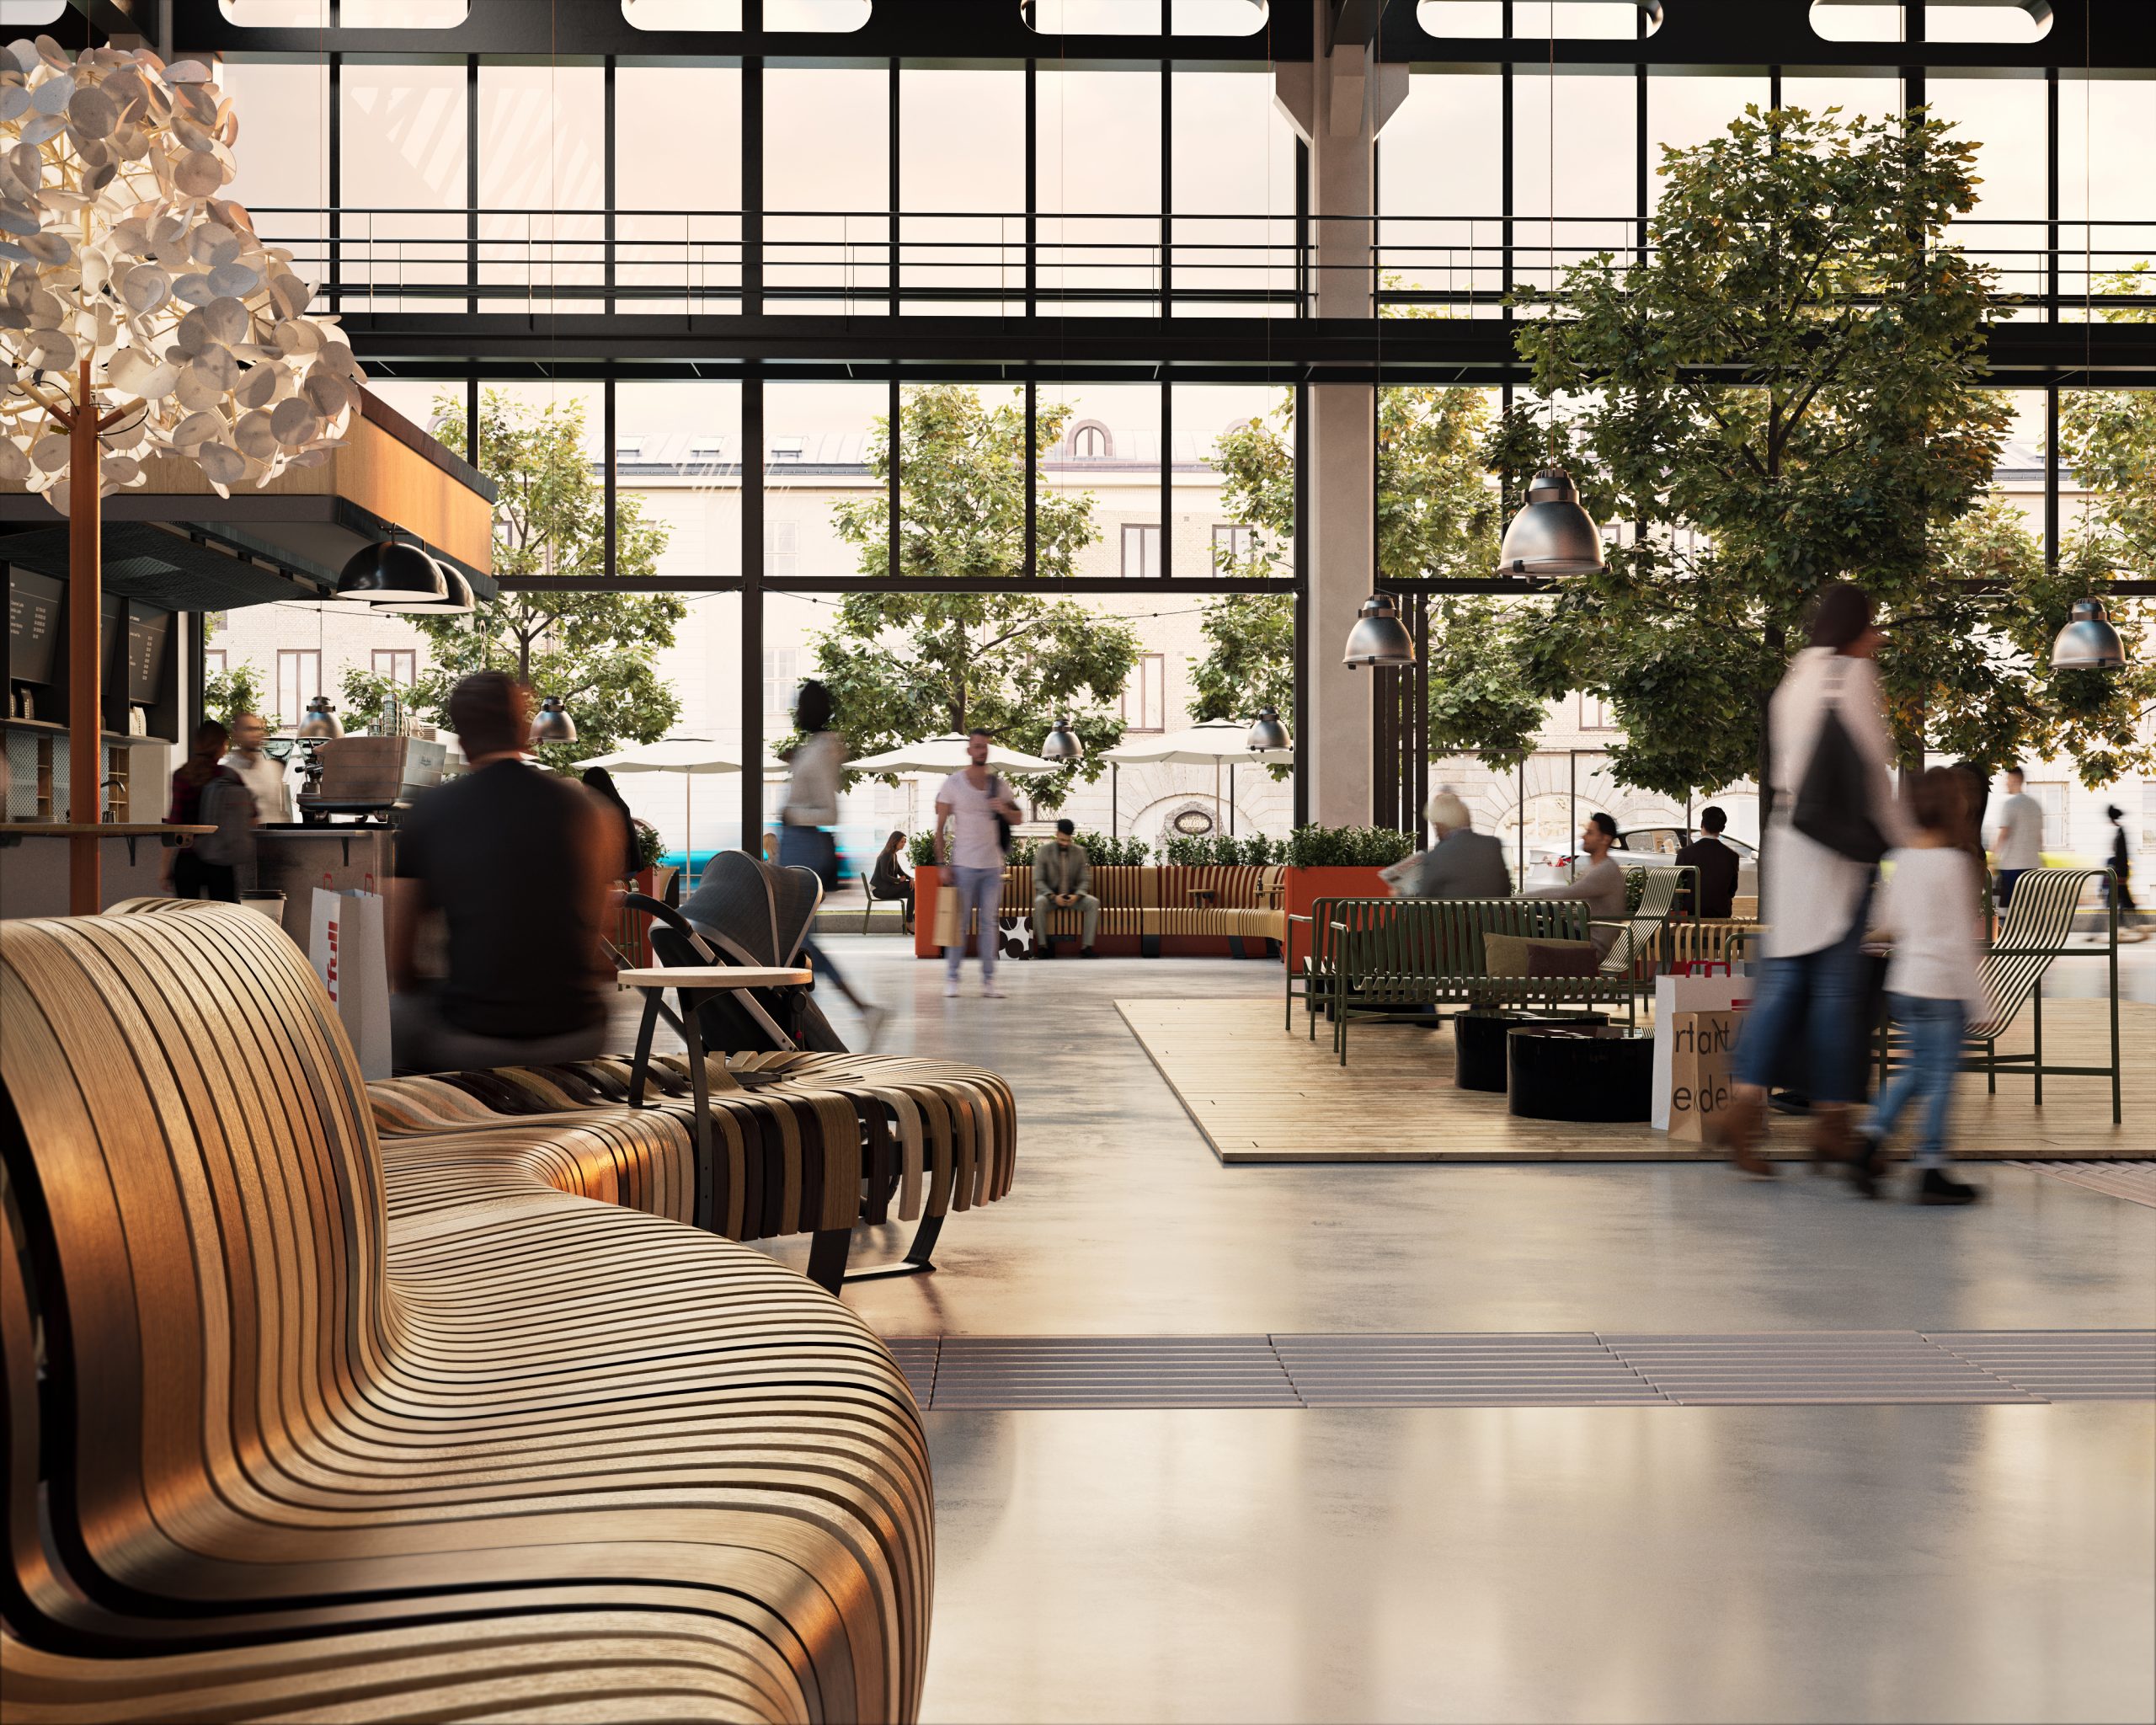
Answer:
[1280,866,1394,969]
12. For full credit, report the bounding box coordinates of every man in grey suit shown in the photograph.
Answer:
[1034,818,1100,956]
[1413,792,1512,898]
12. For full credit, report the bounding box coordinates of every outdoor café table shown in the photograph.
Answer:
[616,964,814,1188]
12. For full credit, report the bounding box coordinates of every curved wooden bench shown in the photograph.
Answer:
[1,903,932,1723]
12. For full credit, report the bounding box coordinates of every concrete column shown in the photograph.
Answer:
[1277,3,1406,827]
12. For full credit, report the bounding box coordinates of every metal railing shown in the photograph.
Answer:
[245,206,2155,318]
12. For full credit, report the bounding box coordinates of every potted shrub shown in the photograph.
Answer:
[1281,824,1418,969]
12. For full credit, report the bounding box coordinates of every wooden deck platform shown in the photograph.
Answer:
[1117,996,2154,1165]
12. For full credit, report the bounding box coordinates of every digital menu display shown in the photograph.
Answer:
[8,569,63,686]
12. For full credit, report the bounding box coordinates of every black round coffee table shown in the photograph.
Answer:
[1507,1025,1655,1122]
[1454,1010,1610,1092]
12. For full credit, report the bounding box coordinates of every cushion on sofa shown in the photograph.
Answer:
[1525,938,1601,977]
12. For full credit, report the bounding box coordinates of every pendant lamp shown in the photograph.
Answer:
[336,532,448,606]
[1343,593,1416,668]
[1246,707,1290,752]
[1040,715,1084,763]
[296,696,343,740]
[406,562,475,616]
[1497,467,1607,578]
[531,697,579,745]
[2051,598,2129,671]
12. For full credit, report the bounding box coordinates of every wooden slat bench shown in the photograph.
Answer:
[1,903,933,1723]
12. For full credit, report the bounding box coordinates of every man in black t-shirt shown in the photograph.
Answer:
[389,672,615,1075]
[1673,805,1742,921]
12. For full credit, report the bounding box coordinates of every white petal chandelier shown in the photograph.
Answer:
[0,33,362,512]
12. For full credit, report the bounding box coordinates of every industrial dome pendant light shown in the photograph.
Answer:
[296,696,343,740]
[1497,466,1608,577]
[2051,597,2129,672]
[1246,707,1290,752]
[407,561,475,617]
[335,531,447,606]
[1040,714,1085,763]
[1342,593,1416,668]
[531,696,579,745]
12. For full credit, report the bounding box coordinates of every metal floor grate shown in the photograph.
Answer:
[2009,1162,2156,1208]
[878,1332,2156,1411]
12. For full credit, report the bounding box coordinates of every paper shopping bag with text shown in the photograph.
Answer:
[1666,1011,1742,1144]
[308,886,392,1081]
[1650,971,1753,1130]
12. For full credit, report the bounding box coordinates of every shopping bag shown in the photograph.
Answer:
[309,886,392,1081]
[931,878,960,951]
[1651,971,1753,1131]
[1665,1010,1742,1143]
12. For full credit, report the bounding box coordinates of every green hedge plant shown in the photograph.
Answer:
[1285,825,1418,868]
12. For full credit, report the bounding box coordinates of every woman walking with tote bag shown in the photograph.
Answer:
[1715,584,1913,1175]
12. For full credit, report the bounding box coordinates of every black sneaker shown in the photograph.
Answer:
[1915,1168,1982,1206]
[1848,1130,1884,1199]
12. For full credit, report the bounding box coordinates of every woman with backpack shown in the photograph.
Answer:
[164,719,253,902]
[1713,583,1913,1176]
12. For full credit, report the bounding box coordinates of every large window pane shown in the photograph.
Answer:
[1381,73,1504,316]
[2061,78,2156,317]
[1171,67,1297,318]
[617,66,742,316]
[340,62,467,312]
[1512,71,1638,298]
[1929,76,2047,310]
[900,66,1026,316]
[765,68,889,315]
[220,59,329,287]
[1038,67,1162,315]
[478,64,605,313]
[1038,384,1163,576]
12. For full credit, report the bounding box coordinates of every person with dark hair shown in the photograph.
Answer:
[1990,766,2045,910]
[1849,766,1988,1204]
[935,728,1022,998]
[389,673,616,1074]
[2105,803,2145,942]
[1716,581,1912,1175]
[1033,817,1099,957]
[1527,810,1628,950]
[580,765,643,880]
[870,830,915,930]
[1674,804,1742,919]
[777,678,884,1044]
[164,718,249,901]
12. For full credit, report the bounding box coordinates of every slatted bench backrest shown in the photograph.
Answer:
[1976,865,2099,1035]
[1,904,393,1609]
[1337,896,1594,1006]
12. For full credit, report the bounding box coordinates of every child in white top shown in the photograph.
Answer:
[1854,766,1991,1204]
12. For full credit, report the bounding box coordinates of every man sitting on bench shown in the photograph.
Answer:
[1034,819,1100,958]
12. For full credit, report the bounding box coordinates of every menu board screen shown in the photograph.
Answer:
[8,569,64,686]
[125,606,171,707]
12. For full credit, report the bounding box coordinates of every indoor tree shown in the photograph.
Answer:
[340,388,682,770]
[807,382,1140,805]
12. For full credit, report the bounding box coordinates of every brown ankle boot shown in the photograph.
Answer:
[1711,1086,1774,1177]
[1809,1104,1854,1171]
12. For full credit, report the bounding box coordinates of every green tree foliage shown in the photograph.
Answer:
[339,389,683,771]
[1196,381,1523,765]
[2059,265,2156,590]
[808,383,1141,805]
[203,660,273,729]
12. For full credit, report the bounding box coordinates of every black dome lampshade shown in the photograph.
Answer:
[2051,597,2129,671]
[531,696,578,745]
[1040,714,1084,764]
[1497,467,1607,578]
[1246,707,1290,752]
[408,561,475,616]
[1343,593,1416,668]
[336,533,448,606]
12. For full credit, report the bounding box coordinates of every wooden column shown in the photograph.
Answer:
[68,356,100,915]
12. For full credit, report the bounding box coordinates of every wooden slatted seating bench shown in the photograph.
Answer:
[1,902,932,1724]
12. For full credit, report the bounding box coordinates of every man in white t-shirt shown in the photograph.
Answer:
[1990,766,2046,909]
[219,711,291,825]
[934,729,1022,998]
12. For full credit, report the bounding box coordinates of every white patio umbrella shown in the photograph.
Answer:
[1102,718,1293,835]
[849,732,1043,777]
[573,739,742,878]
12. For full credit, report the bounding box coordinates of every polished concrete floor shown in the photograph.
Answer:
[642,939,2156,1722]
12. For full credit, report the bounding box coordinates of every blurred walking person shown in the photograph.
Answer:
[1716,583,1912,1175]
[164,719,252,901]
[777,680,885,1045]
[935,729,1022,998]
[2106,804,2146,943]
[1849,768,1989,1204]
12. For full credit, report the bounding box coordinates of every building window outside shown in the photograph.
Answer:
[1212,522,1256,572]
[202,648,227,676]
[763,647,799,724]
[1121,653,1166,733]
[765,520,799,581]
[1121,523,1161,579]
[1579,693,1615,730]
[371,649,417,685]
[275,649,323,733]
[1071,421,1111,459]
[2030,780,2068,851]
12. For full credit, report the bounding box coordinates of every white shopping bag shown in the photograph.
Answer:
[309,884,392,1081]
[1651,970,1753,1131]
